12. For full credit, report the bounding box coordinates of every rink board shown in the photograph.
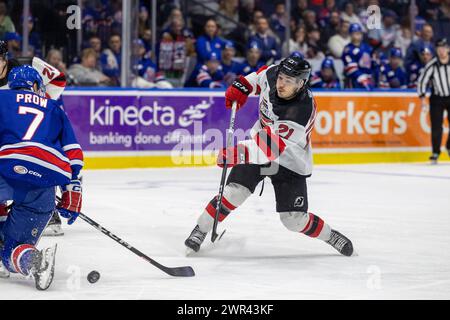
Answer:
[62,89,449,169]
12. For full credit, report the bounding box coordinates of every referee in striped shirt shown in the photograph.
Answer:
[418,38,450,163]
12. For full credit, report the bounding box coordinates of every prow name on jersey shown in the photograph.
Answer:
[16,93,48,108]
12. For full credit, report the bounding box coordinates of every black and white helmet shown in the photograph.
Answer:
[278,55,311,80]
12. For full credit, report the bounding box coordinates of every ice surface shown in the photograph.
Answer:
[1,163,450,299]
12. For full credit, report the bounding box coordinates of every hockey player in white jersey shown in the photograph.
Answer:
[185,54,354,256]
[0,40,68,237]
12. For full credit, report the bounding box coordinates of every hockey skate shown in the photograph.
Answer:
[31,244,57,290]
[429,153,439,164]
[185,225,207,253]
[326,230,353,256]
[42,211,64,236]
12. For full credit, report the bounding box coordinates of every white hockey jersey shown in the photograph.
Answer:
[238,64,317,177]
[0,57,66,99]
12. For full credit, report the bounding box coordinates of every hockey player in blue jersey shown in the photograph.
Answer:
[378,48,407,89]
[407,44,434,89]
[0,66,84,290]
[310,58,341,89]
[221,41,242,86]
[236,41,265,76]
[342,23,374,89]
[184,52,225,88]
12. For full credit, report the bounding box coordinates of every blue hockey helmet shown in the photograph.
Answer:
[290,51,304,59]
[321,57,335,70]
[390,47,402,59]
[420,44,433,55]
[8,65,45,96]
[349,23,363,34]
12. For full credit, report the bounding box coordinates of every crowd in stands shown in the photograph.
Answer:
[1,0,450,90]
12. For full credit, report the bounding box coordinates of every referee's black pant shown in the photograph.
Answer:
[429,95,450,154]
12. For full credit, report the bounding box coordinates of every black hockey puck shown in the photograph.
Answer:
[87,271,100,283]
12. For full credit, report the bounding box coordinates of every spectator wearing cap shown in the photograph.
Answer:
[248,17,280,65]
[221,41,241,86]
[68,48,112,87]
[4,32,22,59]
[185,52,225,88]
[195,19,226,65]
[0,1,15,40]
[405,24,435,71]
[159,17,195,88]
[236,41,265,76]
[310,57,341,88]
[417,38,450,163]
[378,48,407,89]
[407,44,434,89]
[342,23,374,89]
[328,20,351,59]
[132,39,172,89]
[100,34,122,86]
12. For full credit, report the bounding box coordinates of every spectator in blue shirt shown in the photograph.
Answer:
[100,33,121,86]
[248,17,280,64]
[195,19,226,65]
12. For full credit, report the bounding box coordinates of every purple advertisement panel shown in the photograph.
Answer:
[62,90,259,152]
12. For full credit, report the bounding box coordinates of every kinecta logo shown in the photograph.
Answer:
[90,99,212,127]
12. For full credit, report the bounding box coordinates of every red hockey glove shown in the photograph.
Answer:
[217,144,249,168]
[225,75,253,110]
[57,180,82,225]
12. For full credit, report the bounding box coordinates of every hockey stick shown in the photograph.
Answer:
[211,101,238,243]
[55,197,195,277]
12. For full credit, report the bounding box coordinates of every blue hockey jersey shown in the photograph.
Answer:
[378,63,407,89]
[342,42,373,89]
[236,61,265,76]
[407,61,424,89]
[0,90,83,188]
[309,71,341,89]
[185,64,225,88]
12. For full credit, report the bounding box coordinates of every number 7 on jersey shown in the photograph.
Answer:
[18,106,44,140]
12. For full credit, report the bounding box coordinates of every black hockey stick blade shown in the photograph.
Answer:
[76,212,195,277]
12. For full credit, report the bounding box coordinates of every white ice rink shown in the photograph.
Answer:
[1,162,450,299]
